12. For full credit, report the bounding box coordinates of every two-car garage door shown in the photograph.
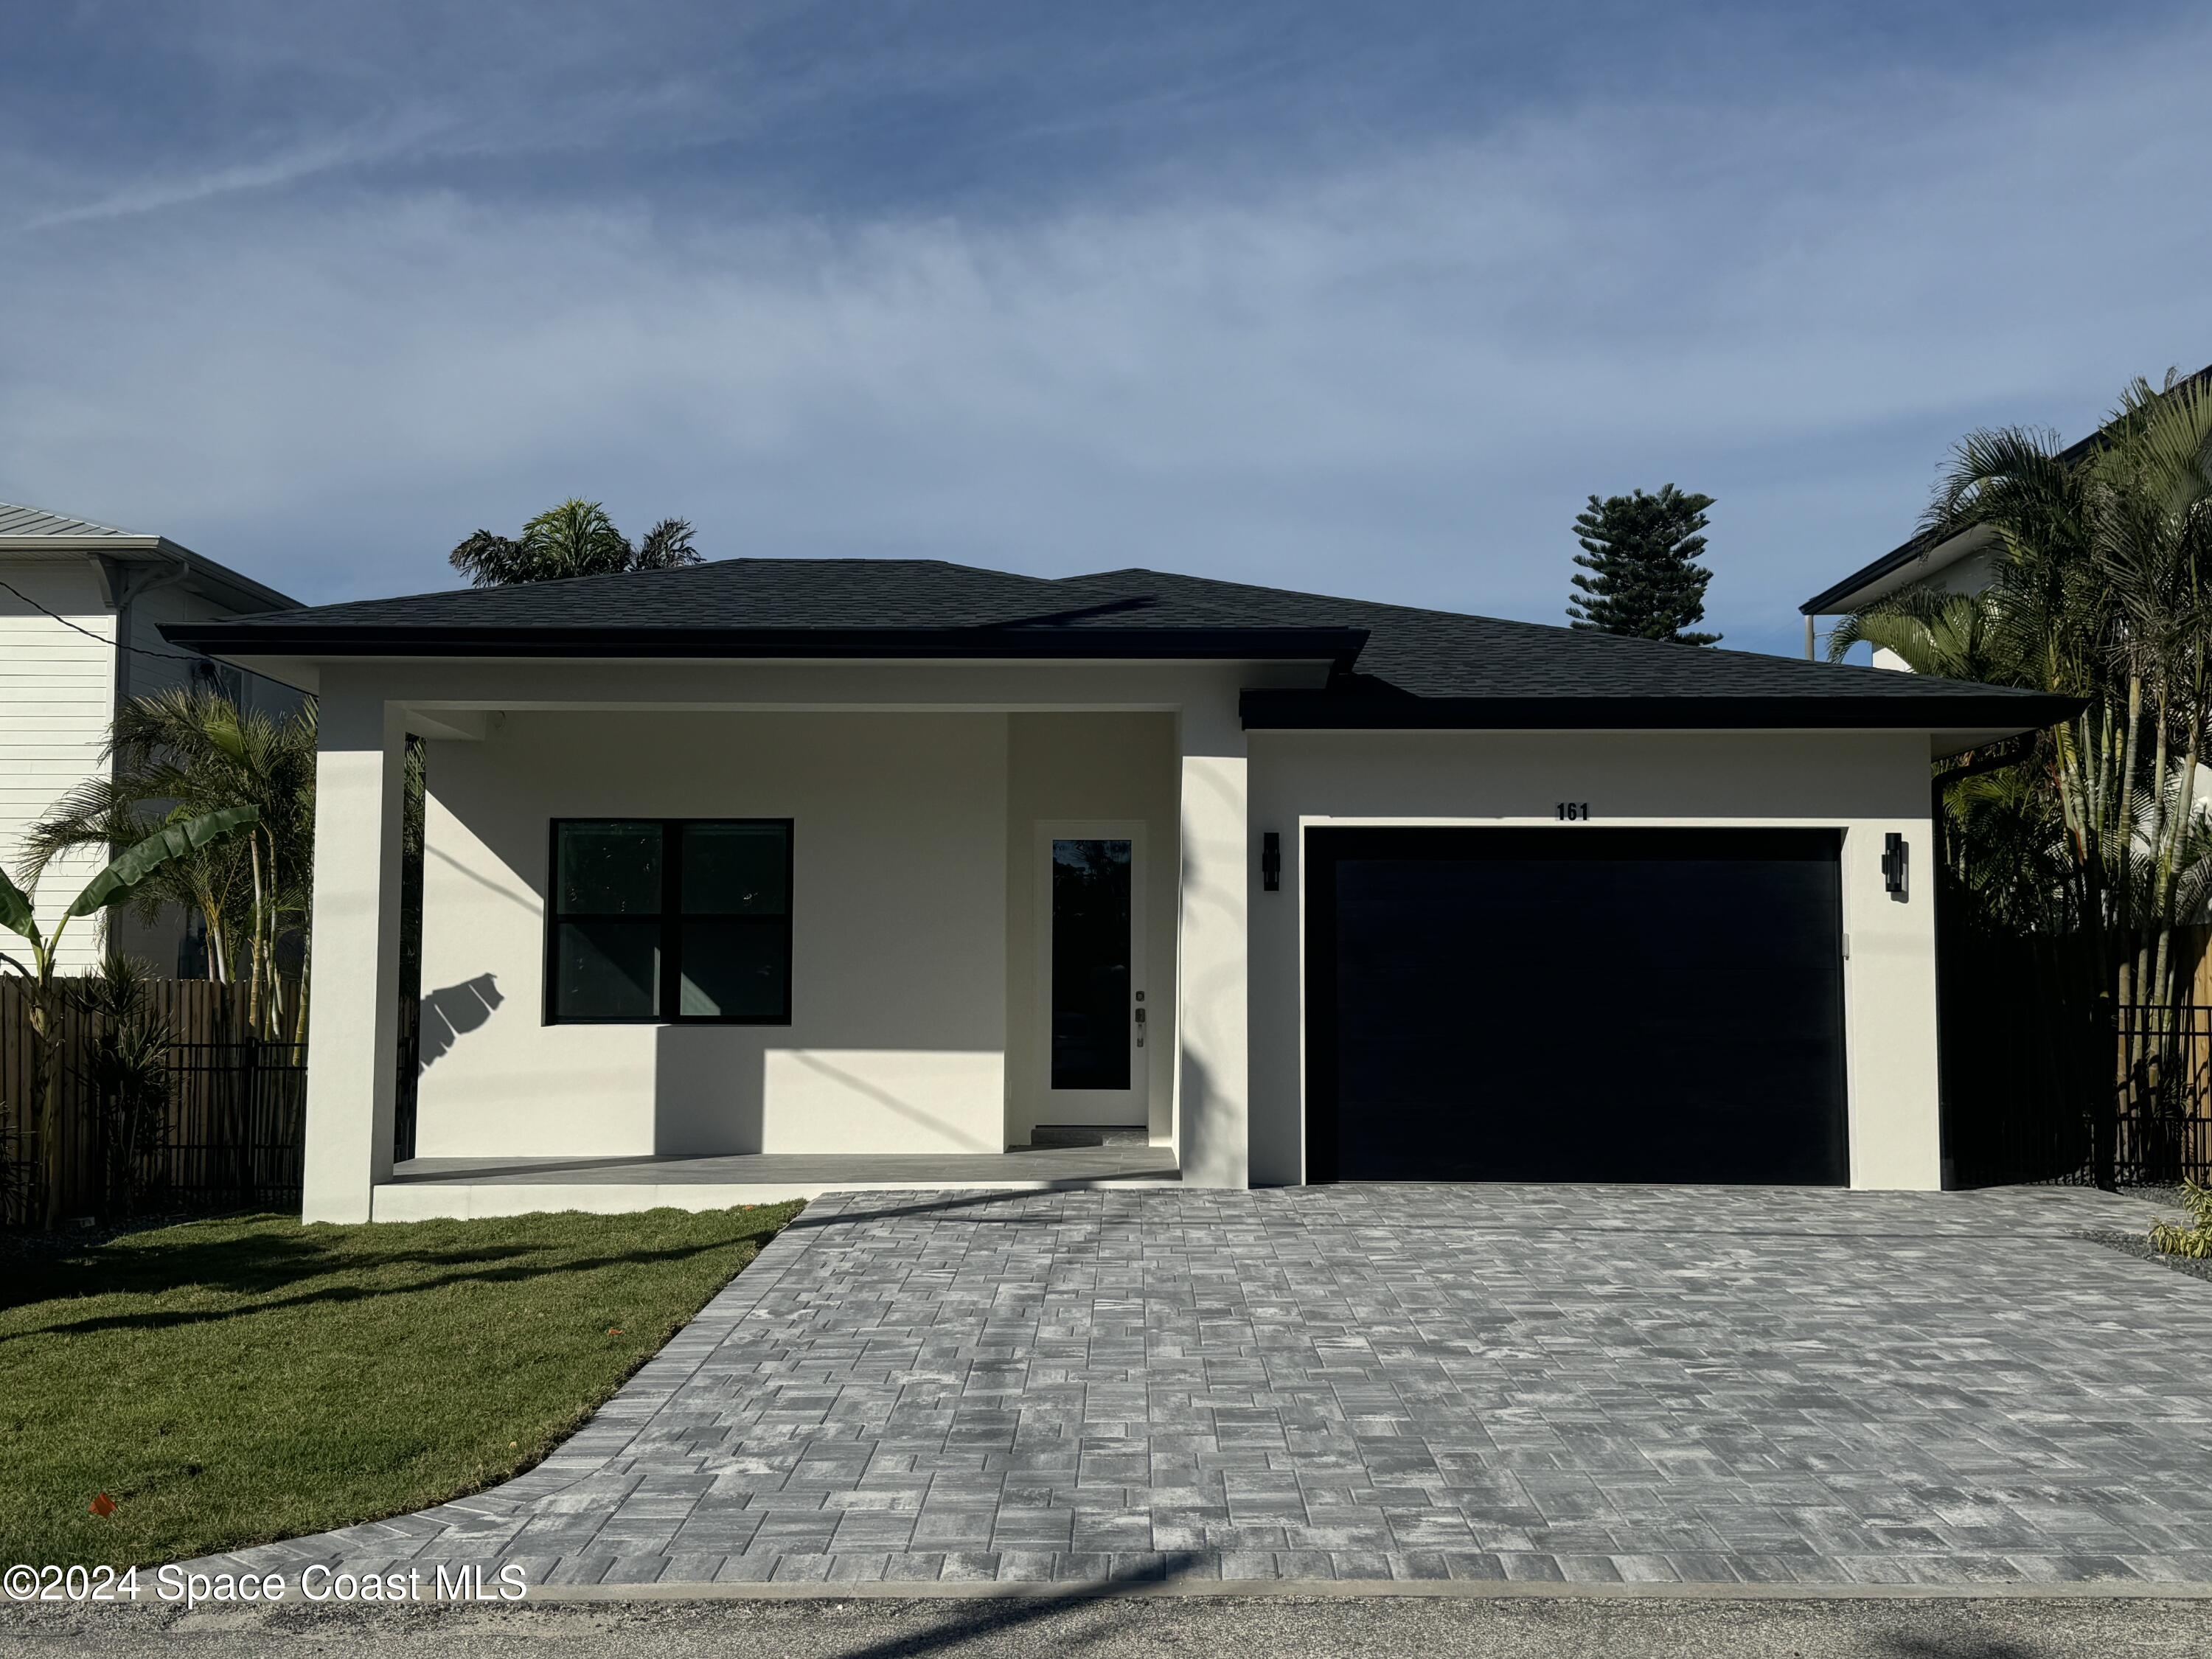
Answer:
[1304,827,1849,1185]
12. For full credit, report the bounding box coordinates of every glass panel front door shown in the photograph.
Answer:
[1050,838,1132,1091]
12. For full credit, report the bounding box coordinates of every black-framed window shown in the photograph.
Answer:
[546,818,793,1024]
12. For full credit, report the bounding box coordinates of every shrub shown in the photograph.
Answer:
[2149,1179,2212,1259]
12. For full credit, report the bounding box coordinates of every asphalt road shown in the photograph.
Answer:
[7,1593,2212,1658]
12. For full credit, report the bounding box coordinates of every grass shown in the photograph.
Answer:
[0,1202,801,1569]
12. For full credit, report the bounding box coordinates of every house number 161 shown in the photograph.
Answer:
[1556,802,1591,821]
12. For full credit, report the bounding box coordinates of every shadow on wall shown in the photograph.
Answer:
[654,1026,766,1156]
[1177,1046,1226,1183]
[417,974,503,1071]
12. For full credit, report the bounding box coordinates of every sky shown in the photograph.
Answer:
[3,1,2209,658]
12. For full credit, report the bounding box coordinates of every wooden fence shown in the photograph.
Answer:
[0,979,305,1228]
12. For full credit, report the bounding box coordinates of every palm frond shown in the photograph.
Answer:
[448,529,529,588]
[521,498,630,580]
[633,518,700,569]
[1825,588,2024,685]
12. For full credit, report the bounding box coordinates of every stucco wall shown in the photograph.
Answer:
[1245,728,1941,1191]
[414,709,1012,1158]
[1004,712,1180,1142]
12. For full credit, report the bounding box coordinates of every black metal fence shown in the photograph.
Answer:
[153,1038,309,1212]
[2113,1002,2212,1183]
[0,981,305,1227]
[1939,928,2212,1187]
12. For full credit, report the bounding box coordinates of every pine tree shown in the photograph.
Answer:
[1565,484,1719,644]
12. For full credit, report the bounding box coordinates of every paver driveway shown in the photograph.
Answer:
[195,1184,2212,1588]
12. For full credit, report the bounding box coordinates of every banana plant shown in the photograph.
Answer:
[0,806,260,1225]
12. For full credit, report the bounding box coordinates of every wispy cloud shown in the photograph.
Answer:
[0,5,2206,653]
[16,119,449,232]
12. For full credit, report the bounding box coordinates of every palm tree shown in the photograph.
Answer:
[1824,588,2024,687]
[77,952,175,1216]
[1834,371,2212,1184]
[448,498,700,587]
[16,690,317,1043]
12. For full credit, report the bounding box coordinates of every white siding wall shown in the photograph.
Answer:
[0,558,114,972]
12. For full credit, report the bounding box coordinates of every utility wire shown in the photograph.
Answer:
[0,576,215,665]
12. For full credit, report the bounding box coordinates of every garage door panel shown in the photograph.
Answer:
[1307,827,1848,1185]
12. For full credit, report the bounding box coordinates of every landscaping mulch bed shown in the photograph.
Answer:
[2079,1228,2212,1287]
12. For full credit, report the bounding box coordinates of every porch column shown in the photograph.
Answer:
[299,690,407,1222]
[1175,693,1251,1187]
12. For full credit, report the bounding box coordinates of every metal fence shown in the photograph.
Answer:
[1939,927,2212,1187]
[0,980,305,1227]
[156,1037,309,1212]
[2113,1002,2212,1183]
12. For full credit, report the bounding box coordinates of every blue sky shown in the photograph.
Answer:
[3,1,2208,657]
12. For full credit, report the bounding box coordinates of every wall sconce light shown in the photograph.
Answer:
[1882,832,1908,897]
[1262,831,1281,892]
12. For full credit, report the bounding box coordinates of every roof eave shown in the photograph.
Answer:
[0,536,299,613]
[1799,524,1989,616]
[161,621,1371,668]
[1240,688,2084,736]
[167,548,300,614]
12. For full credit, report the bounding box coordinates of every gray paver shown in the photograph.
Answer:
[186,1183,2212,1587]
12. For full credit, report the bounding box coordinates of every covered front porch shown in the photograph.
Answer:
[291,655,1270,1222]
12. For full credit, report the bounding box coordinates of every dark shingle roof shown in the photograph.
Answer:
[1065,568,2022,701]
[165,556,2073,734]
[213,558,1104,632]
[164,558,1366,666]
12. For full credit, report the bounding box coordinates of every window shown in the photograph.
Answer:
[189,655,246,707]
[546,819,792,1024]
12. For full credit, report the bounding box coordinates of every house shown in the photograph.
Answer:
[1798,364,2212,658]
[0,501,299,973]
[168,560,2073,1222]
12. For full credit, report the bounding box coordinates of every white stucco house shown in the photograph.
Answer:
[169,560,2073,1222]
[1,501,299,973]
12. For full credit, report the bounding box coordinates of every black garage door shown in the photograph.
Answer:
[1305,827,1848,1185]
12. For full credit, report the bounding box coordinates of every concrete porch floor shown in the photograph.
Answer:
[373,1145,1181,1220]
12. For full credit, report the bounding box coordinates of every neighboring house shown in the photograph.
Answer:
[170,560,2072,1222]
[1799,363,2212,660]
[0,501,299,973]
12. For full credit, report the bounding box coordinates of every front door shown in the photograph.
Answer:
[1034,822,1147,1125]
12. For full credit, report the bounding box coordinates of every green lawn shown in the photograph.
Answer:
[0,1203,801,1569]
